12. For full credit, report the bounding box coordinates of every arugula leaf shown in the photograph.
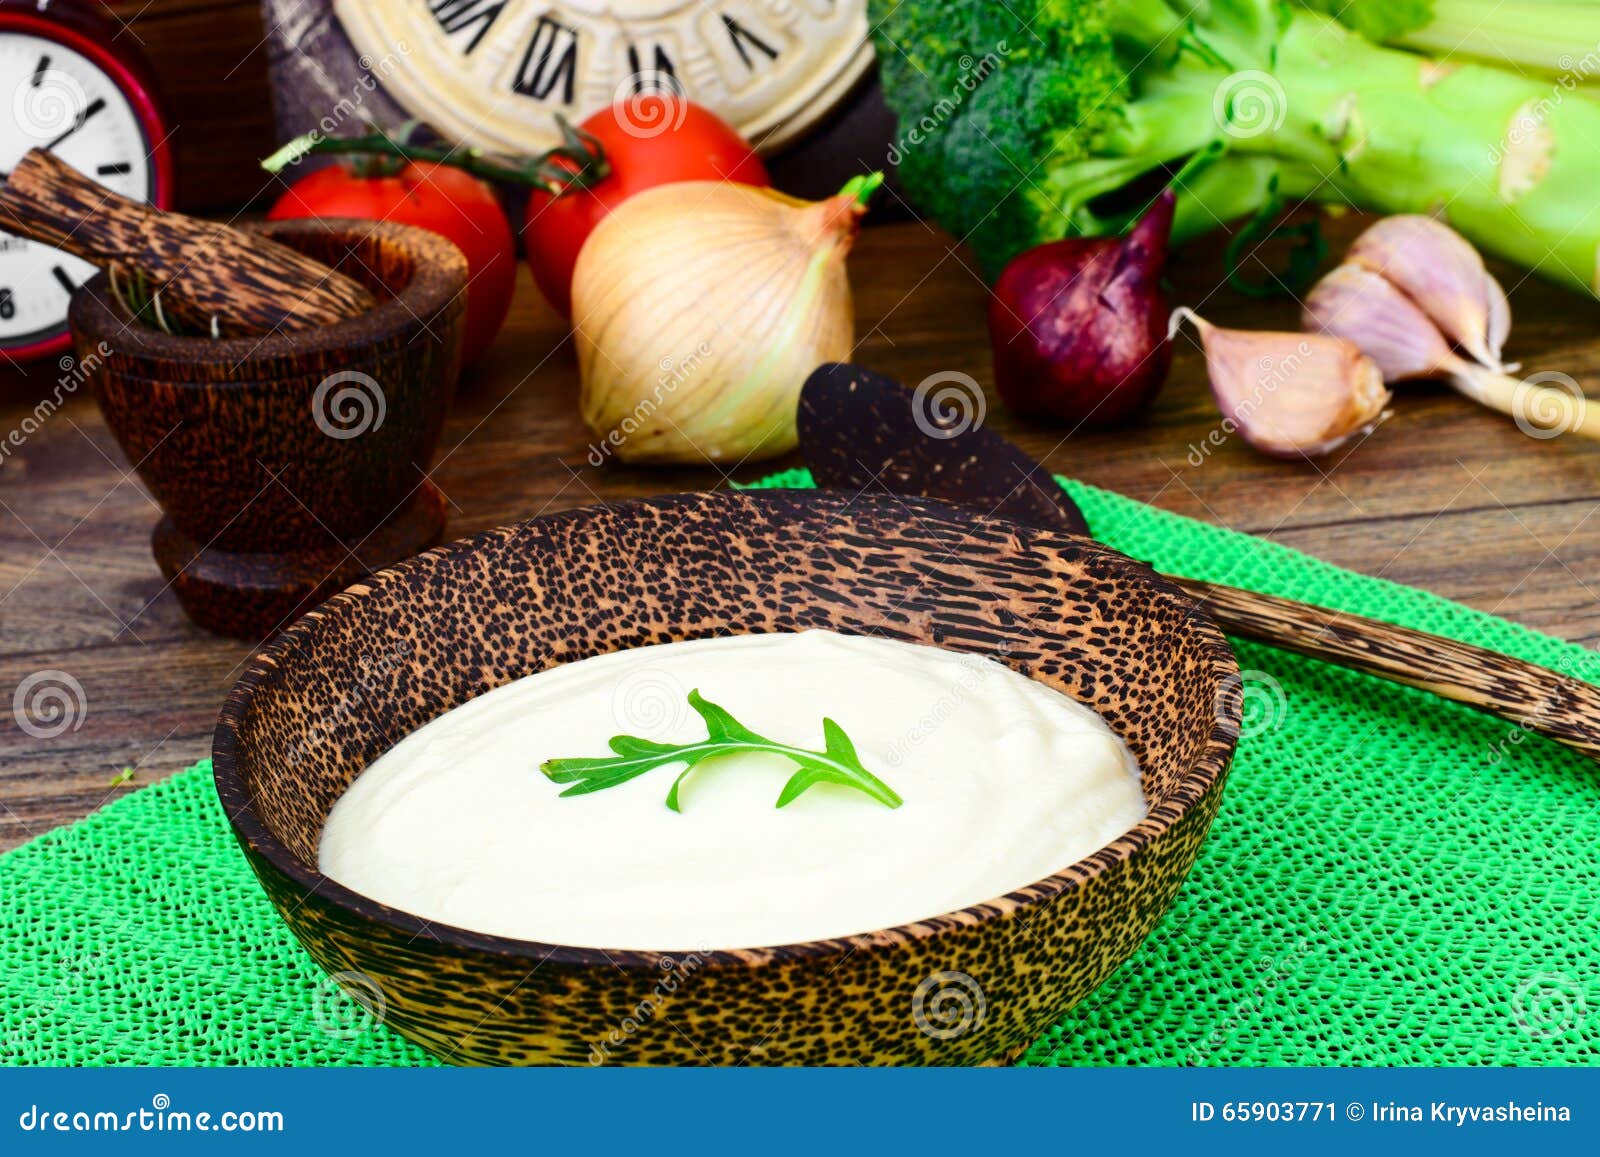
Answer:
[540,690,903,813]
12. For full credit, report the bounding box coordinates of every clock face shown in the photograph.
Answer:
[332,0,872,154]
[0,29,158,353]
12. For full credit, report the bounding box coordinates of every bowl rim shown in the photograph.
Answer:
[213,489,1240,970]
[68,217,466,367]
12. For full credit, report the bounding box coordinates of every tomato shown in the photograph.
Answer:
[268,161,516,367]
[524,95,768,318]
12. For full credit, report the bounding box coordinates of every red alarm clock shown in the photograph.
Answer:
[0,0,173,362]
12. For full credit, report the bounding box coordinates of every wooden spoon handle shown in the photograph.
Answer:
[1170,575,1600,762]
[0,149,375,336]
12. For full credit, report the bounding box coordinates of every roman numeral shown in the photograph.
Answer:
[31,55,51,86]
[97,162,132,176]
[626,43,678,91]
[428,0,505,54]
[52,265,75,295]
[511,15,579,103]
[721,15,779,70]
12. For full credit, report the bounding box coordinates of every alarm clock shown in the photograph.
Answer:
[0,0,173,362]
[265,0,874,157]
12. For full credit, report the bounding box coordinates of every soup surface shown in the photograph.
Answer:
[319,630,1145,950]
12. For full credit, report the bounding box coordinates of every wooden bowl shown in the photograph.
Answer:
[213,490,1240,1065]
[69,217,466,640]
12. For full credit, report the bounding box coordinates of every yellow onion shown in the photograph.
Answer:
[572,175,878,465]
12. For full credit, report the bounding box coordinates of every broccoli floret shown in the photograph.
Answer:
[873,0,1291,273]
[876,1,1122,271]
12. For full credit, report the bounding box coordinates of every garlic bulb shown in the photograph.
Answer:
[1305,261,1600,442]
[1345,215,1510,370]
[1171,308,1391,458]
[572,177,876,465]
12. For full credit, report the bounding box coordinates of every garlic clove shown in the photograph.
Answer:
[1171,307,1391,459]
[1345,214,1512,370]
[1302,263,1457,383]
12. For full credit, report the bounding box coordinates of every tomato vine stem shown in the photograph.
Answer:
[261,120,611,195]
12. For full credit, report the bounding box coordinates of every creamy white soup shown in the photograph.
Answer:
[319,629,1145,951]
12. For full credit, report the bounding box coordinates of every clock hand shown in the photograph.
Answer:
[42,97,106,152]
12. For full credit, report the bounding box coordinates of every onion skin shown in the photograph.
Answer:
[988,192,1175,427]
[572,180,862,465]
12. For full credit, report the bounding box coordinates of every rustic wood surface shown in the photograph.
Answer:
[2,214,1598,851]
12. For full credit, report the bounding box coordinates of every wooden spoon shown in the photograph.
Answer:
[798,362,1600,762]
[0,148,375,336]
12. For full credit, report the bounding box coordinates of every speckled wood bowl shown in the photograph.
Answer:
[213,490,1240,1066]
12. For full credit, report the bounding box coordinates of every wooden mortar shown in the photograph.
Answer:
[69,218,466,640]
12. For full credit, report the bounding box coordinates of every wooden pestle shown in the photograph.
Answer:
[0,149,376,337]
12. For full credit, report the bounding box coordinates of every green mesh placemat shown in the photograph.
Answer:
[4,473,1598,1066]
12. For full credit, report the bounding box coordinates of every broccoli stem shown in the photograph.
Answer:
[1394,0,1600,79]
[1119,11,1600,291]
[1240,15,1600,292]
[871,0,1600,291]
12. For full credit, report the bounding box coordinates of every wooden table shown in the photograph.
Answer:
[3,216,1598,851]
